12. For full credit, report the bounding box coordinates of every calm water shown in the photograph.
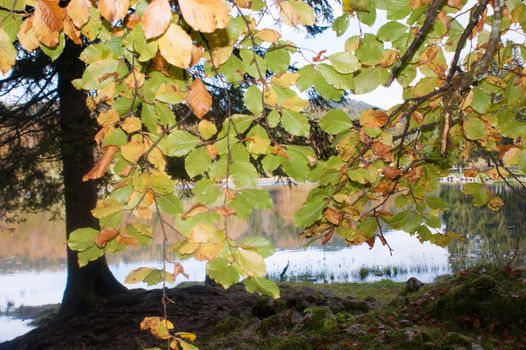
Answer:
[1,183,524,342]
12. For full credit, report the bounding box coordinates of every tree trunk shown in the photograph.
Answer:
[56,40,126,318]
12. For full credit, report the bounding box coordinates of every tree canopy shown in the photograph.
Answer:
[1,0,526,347]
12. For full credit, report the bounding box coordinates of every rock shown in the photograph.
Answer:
[405,277,424,294]
[257,312,293,336]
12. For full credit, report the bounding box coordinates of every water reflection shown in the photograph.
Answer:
[0,183,524,341]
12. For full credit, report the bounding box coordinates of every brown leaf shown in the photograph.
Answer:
[447,0,462,9]
[324,208,342,225]
[95,228,120,248]
[173,262,190,280]
[17,18,40,52]
[382,166,401,179]
[66,0,91,28]
[83,146,118,181]
[321,227,334,246]
[142,0,172,39]
[372,141,393,162]
[418,46,439,65]
[272,144,288,159]
[223,188,235,200]
[99,0,129,22]
[178,0,230,33]
[366,236,375,249]
[188,78,212,119]
[215,206,235,216]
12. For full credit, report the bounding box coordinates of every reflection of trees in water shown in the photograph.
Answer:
[441,184,526,270]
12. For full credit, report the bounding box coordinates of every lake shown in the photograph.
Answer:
[1,183,524,342]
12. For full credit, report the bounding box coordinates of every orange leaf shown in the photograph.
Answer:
[95,228,120,248]
[17,18,40,52]
[190,45,203,67]
[82,146,118,181]
[324,208,342,225]
[178,0,230,33]
[182,203,208,219]
[206,144,218,159]
[158,23,193,68]
[359,109,389,128]
[99,0,129,22]
[36,0,65,32]
[142,0,172,39]
[188,78,212,119]
[463,169,478,177]
[66,0,91,28]
[215,206,235,216]
[63,15,82,44]
[116,233,140,246]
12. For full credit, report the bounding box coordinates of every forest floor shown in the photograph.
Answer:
[0,265,525,350]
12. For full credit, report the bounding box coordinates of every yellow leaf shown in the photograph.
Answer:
[188,78,212,119]
[97,109,120,126]
[189,224,216,243]
[66,0,91,28]
[99,0,129,22]
[178,0,230,33]
[141,0,172,39]
[209,46,233,67]
[121,136,145,163]
[175,332,197,342]
[198,120,217,140]
[148,147,167,170]
[125,267,152,284]
[158,23,192,68]
[256,28,281,42]
[121,116,142,133]
[271,72,299,88]
[237,248,266,277]
[17,18,40,52]
[0,28,16,74]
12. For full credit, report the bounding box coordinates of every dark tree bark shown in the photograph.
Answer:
[56,40,126,318]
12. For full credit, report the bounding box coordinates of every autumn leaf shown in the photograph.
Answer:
[142,0,172,39]
[178,0,230,33]
[17,18,40,52]
[216,206,235,216]
[95,228,120,248]
[182,203,208,219]
[257,28,281,42]
[188,78,212,119]
[190,45,203,67]
[173,262,190,280]
[158,23,193,68]
[67,0,91,28]
[82,146,118,181]
[0,29,16,74]
[63,16,82,44]
[99,0,129,22]
[33,0,65,47]
[359,109,389,128]
[382,166,401,179]
[324,208,342,225]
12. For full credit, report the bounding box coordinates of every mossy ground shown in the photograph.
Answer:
[1,265,525,350]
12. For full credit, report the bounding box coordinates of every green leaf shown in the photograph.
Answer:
[68,228,98,252]
[162,131,200,157]
[127,224,153,246]
[266,49,290,73]
[281,109,310,137]
[267,109,280,128]
[462,183,489,206]
[0,10,21,41]
[92,199,123,219]
[355,34,383,66]
[244,86,263,115]
[78,245,104,267]
[244,277,280,299]
[464,117,487,140]
[240,235,274,257]
[329,52,360,74]
[206,257,240,289]
[377,21,407,42]
[235,248,266,277]
[353,67,389,94]
[471,87,491,114]
[193,179,222,205]
[149,173,174,194]
[157,193,183,215]
[320,110,353,134]
[231,160,258,188]
[332,14,349,36]
[124,267,153,284]
[185,147,211,178]
[102,128,127,147]
[40,32,66,61]
[294,196,326,227]
[520,149,526,174]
